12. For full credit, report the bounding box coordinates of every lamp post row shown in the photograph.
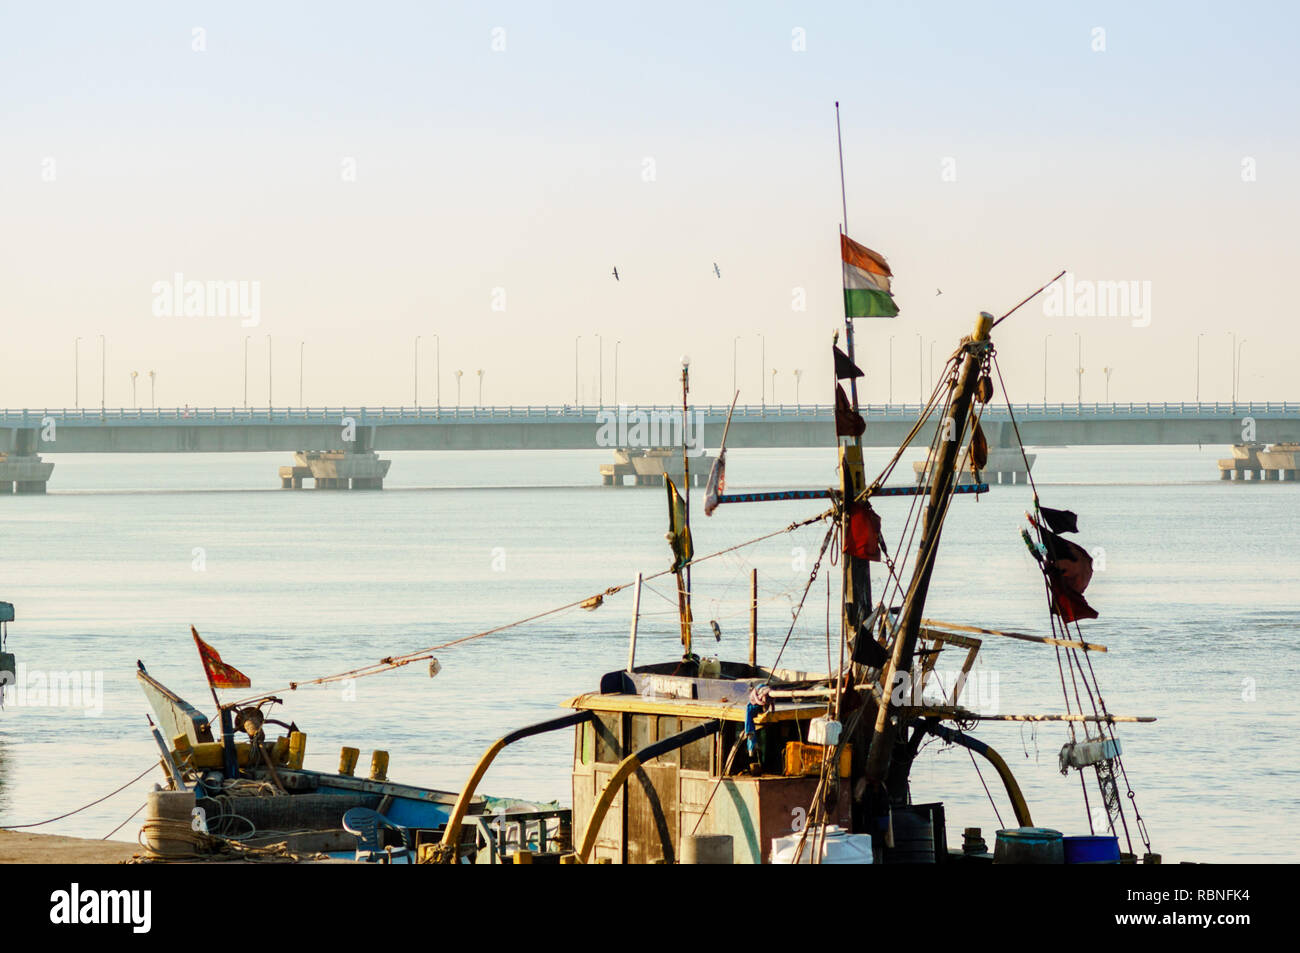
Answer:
[64,334,1257,408]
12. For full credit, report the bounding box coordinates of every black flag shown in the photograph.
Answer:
[1039,505,1079,535]
[833,345,864,380]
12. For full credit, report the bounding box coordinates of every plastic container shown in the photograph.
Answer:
[1063,834,1121,864]
[993,827,1064,864]
[770,825,874,864]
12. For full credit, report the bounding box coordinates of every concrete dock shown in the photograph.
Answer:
[1220,442,1300,481]
[279,450,391,490]
[600,448,714,487]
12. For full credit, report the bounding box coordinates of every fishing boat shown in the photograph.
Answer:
[135,302,1158,865]
[409,299,1158,865]
[134,646,568,863]
[134,106,1160,866]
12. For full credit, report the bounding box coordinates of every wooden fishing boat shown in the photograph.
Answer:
[135,661,568,862]
[416,307,1160,865]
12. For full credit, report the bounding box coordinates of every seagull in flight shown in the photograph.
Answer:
[935,288,943,296]
[611,266,619,281]
[713,262,721,278]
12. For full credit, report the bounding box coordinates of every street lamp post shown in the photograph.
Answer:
[793,368,802,406]
[1237,339,1247,403]
[1043,332,1052,403]
[888,334,895,404]
[476,369,484,407]
[732,336,740,396]
[929,340,936,393]
[771,367,778,405]
[574,335,582,405]
[130,370,138,408]
[414,335,421,407]
[1195,332,1205,403]
[149,370,156,408]
[1103,366,1113,402]
[1074,332,1083,406]
[916,333,923,403]
[456,369,463,408]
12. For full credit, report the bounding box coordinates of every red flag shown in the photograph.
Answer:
[1032,518,1094,594]
[844,502,883,562]
[191,626,251,690]
[1045,566,1098,623]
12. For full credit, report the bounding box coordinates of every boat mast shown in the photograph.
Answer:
[679,356,693,656]
[835,102,870,680]
[863,311,994,789]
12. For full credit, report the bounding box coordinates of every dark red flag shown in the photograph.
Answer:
[835,384,865,438]
[1033,519,1094,594]
[1045,565,1098,623]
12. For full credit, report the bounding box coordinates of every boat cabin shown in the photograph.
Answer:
[564,661,853,864]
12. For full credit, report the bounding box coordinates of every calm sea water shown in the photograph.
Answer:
[1,445,1295,862]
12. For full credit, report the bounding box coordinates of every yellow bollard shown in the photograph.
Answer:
[287,731,307,769]
[338,746,359,776]
[370,750,389,781]
[171,734,194,768]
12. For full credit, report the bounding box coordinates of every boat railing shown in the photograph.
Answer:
[467,808,573,864]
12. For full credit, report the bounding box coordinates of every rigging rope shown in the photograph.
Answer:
[228,509,833,706]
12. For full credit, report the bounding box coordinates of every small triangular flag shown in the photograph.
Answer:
[833,346,864,381]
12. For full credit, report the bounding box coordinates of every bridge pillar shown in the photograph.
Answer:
[280,450,391,490]
[0,446,55,495]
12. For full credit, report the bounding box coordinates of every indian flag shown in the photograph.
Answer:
[842,233,898,318]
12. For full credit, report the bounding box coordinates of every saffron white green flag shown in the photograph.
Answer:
[842,233,898,318]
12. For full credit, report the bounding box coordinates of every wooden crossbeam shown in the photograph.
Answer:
[922,618,1107,653]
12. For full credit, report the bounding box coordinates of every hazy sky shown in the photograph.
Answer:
[2,1,1296,409]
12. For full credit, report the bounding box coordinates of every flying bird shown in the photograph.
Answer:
[935,288,943,296]
[713,262,721,278]
[611,266,619,281]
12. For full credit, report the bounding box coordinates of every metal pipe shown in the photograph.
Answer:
[924,722,1032,827]
[434,711,594,861]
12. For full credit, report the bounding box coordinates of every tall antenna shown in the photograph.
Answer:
[835,102,863,426]
[836,101,849,235]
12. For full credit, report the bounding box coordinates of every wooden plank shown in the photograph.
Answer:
[900,706,1154,723]
[562,692,825,724]
[922,618,1107,653]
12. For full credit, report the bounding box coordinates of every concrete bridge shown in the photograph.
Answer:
[2,402,1296,491]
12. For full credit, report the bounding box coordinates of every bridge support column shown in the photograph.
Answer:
[280,450,391,490]
[0,452,55,495]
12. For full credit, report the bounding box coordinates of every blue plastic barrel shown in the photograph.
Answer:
[1063,834,1121,864]
[993,827,1064,864]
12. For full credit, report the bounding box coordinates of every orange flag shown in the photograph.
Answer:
[191,626,251,690]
